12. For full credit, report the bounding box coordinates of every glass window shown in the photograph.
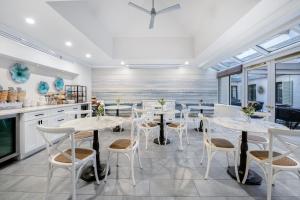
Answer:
[275,57,300,129]
[248,84,256,101]
[230,74,242,106]
[220,58,240,68]
[258,28,300,52]
[235,48,262,62]
[247,66,268,112]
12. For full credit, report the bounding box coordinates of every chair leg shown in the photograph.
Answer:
[204,148,212,179]
[200,143,206,165]
[136,147,143,169]
[71,164,77,200]
[234,151,240,183]
[130,153,136,186]
[226,152,230,167]
[242,157,251,184]
[267,165,273,200]
[104,152,111,183]
[46,163,53,200]
[145,132,149,150]
[184,126,190,145]
[178,130,183,151]
[93,157,100,184]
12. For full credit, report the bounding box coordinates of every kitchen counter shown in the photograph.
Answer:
[0,102,90,117]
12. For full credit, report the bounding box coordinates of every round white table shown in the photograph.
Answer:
[188,105,214,132]
[60,116,126,182]
[211,117,287,185]
[105,105,132,132]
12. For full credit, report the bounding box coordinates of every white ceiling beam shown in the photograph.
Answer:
[252,46,270,55]
[196,0,300,70]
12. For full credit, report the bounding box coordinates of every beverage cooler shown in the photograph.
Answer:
[0,115,19,163]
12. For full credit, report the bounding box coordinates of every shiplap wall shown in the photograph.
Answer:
[92,67,218,104]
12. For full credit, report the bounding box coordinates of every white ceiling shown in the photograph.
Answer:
[0,0,299,68]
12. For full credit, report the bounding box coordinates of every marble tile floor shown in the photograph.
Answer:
[0,124,300,200]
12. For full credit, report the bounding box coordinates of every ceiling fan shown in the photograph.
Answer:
[128,0,181,29]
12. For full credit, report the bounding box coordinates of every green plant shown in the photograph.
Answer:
[158,98,166,106]
[242,105,255,116]
[96,103,105,116]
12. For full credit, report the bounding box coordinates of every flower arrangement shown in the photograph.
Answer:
[158,98,166,106]
[96,101,105,118]
[241,105,255,117]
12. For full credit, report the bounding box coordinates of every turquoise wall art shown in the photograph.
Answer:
[54,77,64,91]
[10,63,31,83]
[38,81,49,95]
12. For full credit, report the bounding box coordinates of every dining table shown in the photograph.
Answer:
[211,117,288,185]
[105,105,132,132]
[60,116,126,182]
[188,105,214,132]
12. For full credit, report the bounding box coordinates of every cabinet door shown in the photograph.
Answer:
[48,115,66,142]
[24,119,40,153]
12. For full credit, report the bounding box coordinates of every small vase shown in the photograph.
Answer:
[246,115,251,123]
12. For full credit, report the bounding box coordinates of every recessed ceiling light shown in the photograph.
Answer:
[85,53,91,58]
[25,17,35,25]
[65,41,72,47]
[184,61,189,65]
[120,61,125,65]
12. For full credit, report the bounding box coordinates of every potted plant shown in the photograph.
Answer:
[158,98,166,111]
[241,105,255,122]
[96,101,105,120]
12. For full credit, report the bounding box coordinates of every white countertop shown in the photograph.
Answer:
[0,102,90,117]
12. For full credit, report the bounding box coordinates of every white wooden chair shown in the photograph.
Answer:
[66,110,94,147]
[104,118,143,186]
[165,109,190,150]
[36,126,99,200]
[242,128,300,200]
[200,115,239,180]
[138,109,160,149]
[181,104,200,130]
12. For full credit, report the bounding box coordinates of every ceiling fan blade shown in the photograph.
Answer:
[149,14,155,29]
[128,2,150,14]
[156,4,181,15]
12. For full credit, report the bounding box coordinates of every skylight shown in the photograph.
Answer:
[220,58,240,68]
[258,29,300,52]
[235,48,262,62]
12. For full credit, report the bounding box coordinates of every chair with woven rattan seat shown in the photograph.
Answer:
[104,118,143,186]
[200,115,239,180]
[165,109,190,150]
[66,110,94,147]
[36,126,99,200]
[242,128,300,200]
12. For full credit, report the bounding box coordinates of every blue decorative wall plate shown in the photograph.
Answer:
[10,63,31,83]
[38,81,49,95]
[54,77,64,91]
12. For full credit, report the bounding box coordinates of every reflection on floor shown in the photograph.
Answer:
[0,122,300,200]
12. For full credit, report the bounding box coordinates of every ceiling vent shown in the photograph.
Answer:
[0,27,62,60]
[125,63,184,69]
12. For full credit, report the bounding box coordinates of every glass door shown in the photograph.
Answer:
[275,56,300,129]
[246,65,268,112]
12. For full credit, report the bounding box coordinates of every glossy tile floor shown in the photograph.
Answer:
[1,123,300,200]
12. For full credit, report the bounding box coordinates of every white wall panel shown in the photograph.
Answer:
[92,67,218,103]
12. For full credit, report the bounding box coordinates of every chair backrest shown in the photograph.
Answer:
[36,125,77,163]
[130,118,142,147]
[201,115,213,144]
[180,108,190,124]
[267,128,300,165]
